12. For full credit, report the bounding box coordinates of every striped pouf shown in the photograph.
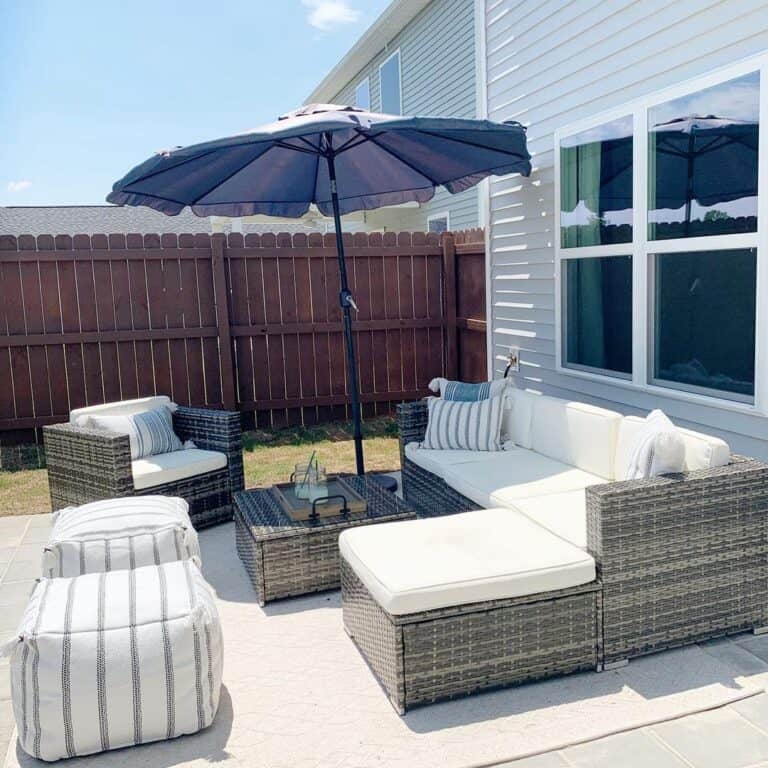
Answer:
[44,496,201,578]
[4,560,223,761]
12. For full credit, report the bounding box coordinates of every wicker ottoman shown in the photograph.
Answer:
[5,560,223,761]
[43,496,201,578]
[340,508,601,713]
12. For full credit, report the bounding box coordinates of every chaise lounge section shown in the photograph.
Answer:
[382,390,768,685]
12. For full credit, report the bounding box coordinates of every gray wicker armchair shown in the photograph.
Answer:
[44,406,244,529]
[397,399,768,669]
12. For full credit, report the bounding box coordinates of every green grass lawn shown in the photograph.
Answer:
[0,417,401,517]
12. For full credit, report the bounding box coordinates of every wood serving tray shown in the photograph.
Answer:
[272,476,368,521]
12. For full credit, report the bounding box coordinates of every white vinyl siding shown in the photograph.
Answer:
[482,0,768,458]
[332,0,479,231]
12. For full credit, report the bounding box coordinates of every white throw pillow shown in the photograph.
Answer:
[85,406,184,460]
[421,395,505,451]
[619,409,685,480]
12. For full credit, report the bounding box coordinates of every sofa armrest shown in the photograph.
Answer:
[396,400,429,466]
[43,422,134,510]
[173,407,244,494]
[586,457,768,663]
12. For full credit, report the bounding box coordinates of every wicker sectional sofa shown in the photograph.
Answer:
[44,396,244,528]
[340,389,768,712]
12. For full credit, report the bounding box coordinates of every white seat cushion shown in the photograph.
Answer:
[441,448,606,509]
[530,396,622,479]
[45,497,201,577]
[615,415,730,475]
[132,448,227,490]
[339,507,596,615]
[404,441,519,479]
[70,395,173,425]
[510,491,588,549]
[6,560,223,761]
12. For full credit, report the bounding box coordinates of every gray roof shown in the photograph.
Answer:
[0,205,322,236]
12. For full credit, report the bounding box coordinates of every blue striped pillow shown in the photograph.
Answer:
[433,377,509,402]
[87,407,184,459]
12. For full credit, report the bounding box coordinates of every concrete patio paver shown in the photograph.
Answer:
[2,510,768,768]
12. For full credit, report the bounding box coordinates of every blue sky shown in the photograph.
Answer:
[0,0,390,206]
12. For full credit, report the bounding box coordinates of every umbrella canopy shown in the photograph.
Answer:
[108,104,532,475]
[107,104,531,217]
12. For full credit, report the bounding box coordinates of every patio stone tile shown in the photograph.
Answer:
[652,706,768,768]
[563,730,687,767]
[495,752,568,767]
[0,549,15,567]
[26,513,52,528]
[1,560,40,584]
[700,637,768,676]
[10,544,44,565]
[732,694,768,734]
[0,581,35,607]
[737,635,768,665]
[0,519,29,548]
[20,526,51,545]
[0,663,9,702]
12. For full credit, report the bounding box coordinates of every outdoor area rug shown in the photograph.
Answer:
[5,522,766,768]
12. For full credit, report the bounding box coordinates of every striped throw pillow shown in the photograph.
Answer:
[429,377,509,401]
[86,406,183,460]
[421,395,505,451]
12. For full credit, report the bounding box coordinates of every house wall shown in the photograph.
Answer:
[332,0,479,232]
[480,0,768,459]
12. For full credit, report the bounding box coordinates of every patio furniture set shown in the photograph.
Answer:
[4,381,768,760]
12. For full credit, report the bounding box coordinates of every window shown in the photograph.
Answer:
[562,256,633,376]
[648,72,759,240]
[427,212,449,233]
[555,57,763,407]
[652,249,756,400]
[379,50,401,114]
[355,78,370,110]
[560,117,633,247]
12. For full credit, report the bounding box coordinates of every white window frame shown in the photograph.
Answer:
[427,211,450,233]
[553,51,768,416]
[355,77,370,110]
[378,49,402,114]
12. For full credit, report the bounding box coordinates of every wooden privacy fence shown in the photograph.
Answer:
[0,229,486,450]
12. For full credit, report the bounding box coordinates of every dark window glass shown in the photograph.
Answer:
[648,72,759,240]
[560,117,633,247]
[563,255,632,375]
[654,249,756,398]
[428,216,448,233]
[380,53,401,114]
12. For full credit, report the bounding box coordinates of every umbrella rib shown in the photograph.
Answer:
[123,146,225,186]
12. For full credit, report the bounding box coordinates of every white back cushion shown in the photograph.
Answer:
[615,415,730,476]
[530,396,622,479]
[501,388,536,448]
[70,395,172,425]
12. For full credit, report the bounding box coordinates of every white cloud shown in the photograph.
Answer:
[7,180,32,193]
[302,0,360,30]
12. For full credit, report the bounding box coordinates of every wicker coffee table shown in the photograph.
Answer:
[234,475,416,605]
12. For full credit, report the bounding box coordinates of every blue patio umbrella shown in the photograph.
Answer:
[108,104,532,474]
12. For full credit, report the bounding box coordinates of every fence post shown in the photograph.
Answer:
[441,232,459,380]
[210,234,237,410]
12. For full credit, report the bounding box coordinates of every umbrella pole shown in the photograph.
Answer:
[326,151,365,475]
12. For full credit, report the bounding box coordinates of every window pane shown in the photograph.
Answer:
[648,72,759,240]
[563,255,632,375]
[355,79,370,110]
[653,249,756,398]
[560,116,633,247]
[380,53,401,114]
[428,216,448,233]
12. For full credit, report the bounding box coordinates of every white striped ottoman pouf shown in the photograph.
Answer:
[4,559,223,761]
[44,496,201,578]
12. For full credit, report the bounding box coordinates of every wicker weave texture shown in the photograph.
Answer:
[234,476,416,605]
[342,558,601,713]
[43,406,244,529]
